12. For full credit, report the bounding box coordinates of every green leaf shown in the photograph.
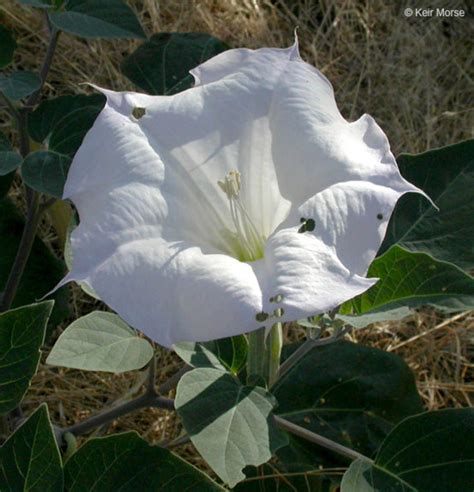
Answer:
[49,0,145,39]
[174,335,248,374]
[337,307,412,329]
[28,93,105,144]
[0,25,17,68]
[273,340,423,469]
[46,311,154,372]
[346,245,474,315]
[0,71,41,100]
[382,139,474,270]
[176,367,288,487]
[21,150,71,197]
[121,32,228,95]
[341,409,474,492]
[63,431,225,491]
[0,151,22,176]
[49,104,103,156]
[233,464,332,492]
[0,198,69,327]
[0,404,63,491]
[0,302,53,414]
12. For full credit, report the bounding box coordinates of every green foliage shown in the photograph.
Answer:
[273,340,423,469]
[0,132,21,190]
[48,0,145,39]
[21,150,71,197]
[0,198,69,325]
[63,431,225,491]
[382,139,474,270]
[341,409,474,491]
[47,311,154,372]
[0,404,63,491]
[0,302,53,414]
[0,71,41,100]
[0,25,17,68]
[233,464,332,492]
[28,93,105,150]
[174,334,248,374]
[176,367,288,487]
[337,307,412,329]
[121,32,228,95]
[345,245,474,315]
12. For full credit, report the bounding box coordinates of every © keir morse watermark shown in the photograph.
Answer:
[404,7,466,17]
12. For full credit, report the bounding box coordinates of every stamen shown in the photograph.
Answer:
[218,170,265,262]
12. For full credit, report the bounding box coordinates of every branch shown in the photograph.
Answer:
[277,327,351,380]
[274,415,372,463]
[26,24,60,109]
[62,393,174,438]
[0,192,41,311]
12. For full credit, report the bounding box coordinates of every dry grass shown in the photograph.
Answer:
[1,0,473,480]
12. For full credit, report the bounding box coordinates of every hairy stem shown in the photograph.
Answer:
[62,394,174,438]
[278,326,351,380]
[247,324,283,387]
[274,415,372,463]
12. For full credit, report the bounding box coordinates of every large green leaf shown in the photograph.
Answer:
[47,311,154,372]
[28,93,105,145]
[174,334,248,374]
[0,404,63,491]
[121,32,228,95]
[176,367,288,487]
[233,464,332,492]
[341,408,474,491]
[63,431,224,491]
[382,139,474,270]
[0,71,41,100]
[273,340,423,470]
[0,301,54,414]
[0,198,69,326]
[345,245,474,315]
[49,0,145,39]
[21,150,71,197]
[0,25,17,68]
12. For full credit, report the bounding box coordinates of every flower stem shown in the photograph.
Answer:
[247,323,282,387]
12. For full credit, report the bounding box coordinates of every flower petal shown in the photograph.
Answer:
[253,228,377,324]
[67,236,263,348]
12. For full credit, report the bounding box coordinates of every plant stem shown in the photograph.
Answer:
[278,327,351,380]
[158,365,191,394]
[26,26,59,109]
[62,394,174,438]
[274,415,372,463]
[0,19,60,313]
[0,192,41,311]
[247,323,282,387]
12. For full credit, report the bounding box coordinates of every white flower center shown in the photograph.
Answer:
[218,170,266,262]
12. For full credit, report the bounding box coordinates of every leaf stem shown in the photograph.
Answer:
[278,327,351,380]
[62,393,174,438]
[274,415,372,463]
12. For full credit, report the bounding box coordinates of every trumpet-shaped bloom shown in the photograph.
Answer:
[60,41,423,347]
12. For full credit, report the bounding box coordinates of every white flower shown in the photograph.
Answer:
[60,41,423,347]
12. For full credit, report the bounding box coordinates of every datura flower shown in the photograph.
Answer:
[60,41,423,347]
